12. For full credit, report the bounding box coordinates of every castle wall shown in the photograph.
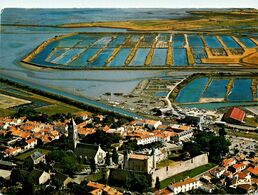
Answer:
[152,153,208,187]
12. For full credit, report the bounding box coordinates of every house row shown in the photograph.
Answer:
[168,178,200,194]
[208,156,258,193]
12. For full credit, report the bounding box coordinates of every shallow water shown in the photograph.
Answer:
[108,48,131,67]
[155,91,168,97]
[228,79,253,101]
[203,79,228,98]
[89,48,115,67]
[188,35,203,47]
[238,37,256,48]
[219,36,240,48]
[173,48,188,66]
[175,77,209,103]
[172,35,185,48]
[69,48,99,67]
[129,48,150,66]
[1,8,257,114]
[204,36,222,48]
[180,102,257,110]
[150,49,167,66]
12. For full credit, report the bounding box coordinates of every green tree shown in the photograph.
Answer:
[126,172,150,193]
[90,159,96,172]
[105,151,111,166]
[209,136,230,162]
[61,155,78,175]
[219,127,227,137]
[155,177,160,191]
[183,142,201,158]
[23,157,34,171]
[112,148,119,164]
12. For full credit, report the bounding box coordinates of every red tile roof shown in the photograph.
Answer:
[233,163,245,170]
[171,178,197,188]
[247,167,258,175]
[223,107,245,122]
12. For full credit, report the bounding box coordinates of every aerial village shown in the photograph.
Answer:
[0,104,257,194]
[0,5,258,195]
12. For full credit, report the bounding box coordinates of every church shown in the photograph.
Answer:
[68,119,106,165]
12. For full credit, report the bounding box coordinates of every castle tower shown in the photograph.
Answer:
[68,118,79,149]
[152,148,156,170]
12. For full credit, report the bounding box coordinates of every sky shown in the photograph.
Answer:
[0,0,257,10]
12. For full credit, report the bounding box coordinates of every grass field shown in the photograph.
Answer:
[15,148,51,160]
[226,128,258,141]
[157,159,177,169]
[0,82,83,117]
[0,93,31,109]
[160,163,216,189]
[35,104,82,115]
[244,117,258,127]
[0,108,15,117]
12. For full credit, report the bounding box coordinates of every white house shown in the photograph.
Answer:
[5,147,22,157]
[232,163,247,173]
[136,134,156,145]
[168,178,200,194]
[171,125,194,141]
[31,151,46,165]
[25,138,37,150]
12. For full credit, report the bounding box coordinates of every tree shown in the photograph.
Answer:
[105,151,111,166]
[90,159,96,172]
[219,127,227,137]
[126,172,150,193]
[155,177,160,191]
[61,155,78,175]
[112,148,119,164]
[23,157,34,171]
[209,136,230,162]
[74,116,84,124]
[183,142,201,158]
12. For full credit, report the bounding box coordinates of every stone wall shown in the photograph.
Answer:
[152,153,208,186]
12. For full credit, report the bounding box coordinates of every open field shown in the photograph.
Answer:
[59,9,258,33]
[0,108,15,117]
[226,128,258,141]
[35,104,83,115]
[0,82,82,116]
[0,93,31,109]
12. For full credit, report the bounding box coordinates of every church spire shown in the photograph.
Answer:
[68,118,78,149]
